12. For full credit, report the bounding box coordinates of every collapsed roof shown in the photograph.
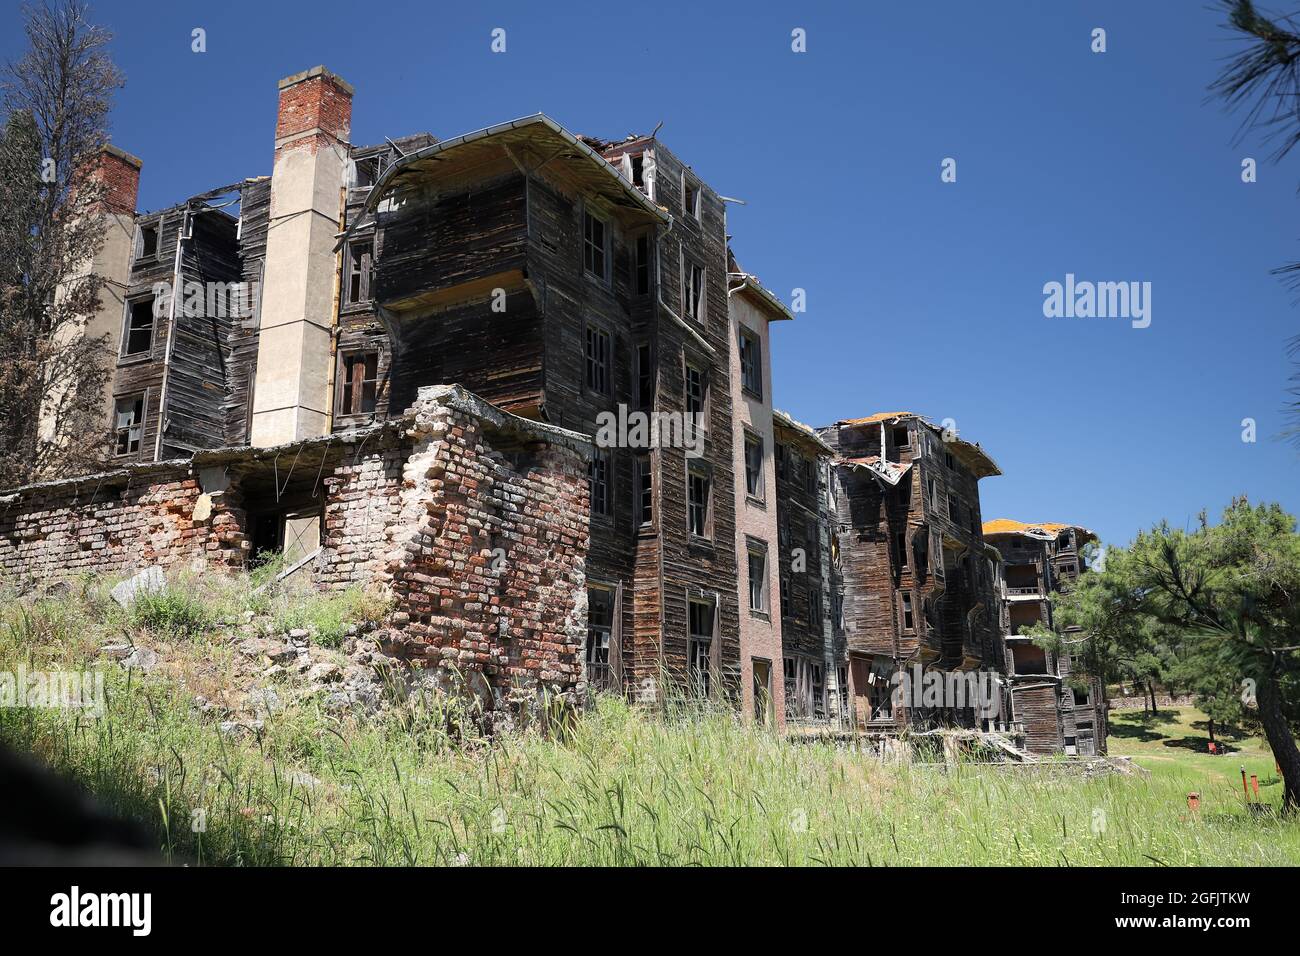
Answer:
[982,518,1097,542]
[835,411,1001,479]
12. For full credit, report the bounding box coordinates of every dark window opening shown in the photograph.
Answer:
[583,211,607,280]
[901,592,914,632]
[739,328,762,397]
[635,234,650,296]
[684,362,706,419]
[346,241,374,305]
[123,297,156,356]
[683,262,704,322]
[586,325,610,395]
[683,178,699,219]
[587,586,614,691]
[688,598,714,696]
[631,154,644,189]
[635,454,653,525]
[589,453,610,517]
[748,545,767,612]
[892,425,909,449]
[687,464,710,537]
[808,586,822,631]
[340,352,379,416]
[744,433,763,499]
[635,343,653,408]
[113,395,144,455]
[352,155,381,189]
[139,222,159,260]
[895,530,908,569]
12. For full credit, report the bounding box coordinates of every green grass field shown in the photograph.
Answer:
[1107,707,1282,807]
[1,573,1297,866]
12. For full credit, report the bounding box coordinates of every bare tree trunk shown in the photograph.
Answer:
[1147,680,1158,716]
[1257,674,1300,812]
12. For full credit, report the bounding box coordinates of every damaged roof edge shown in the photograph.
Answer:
[336,113,670,252]
[773,408,835,456]
[728,272,794,322]
[0,384,596,502]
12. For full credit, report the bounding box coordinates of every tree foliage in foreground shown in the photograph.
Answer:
[1041,498,1300,809]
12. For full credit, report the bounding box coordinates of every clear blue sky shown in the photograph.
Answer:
[4,0,1297,547]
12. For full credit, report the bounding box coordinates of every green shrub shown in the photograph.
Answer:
[272,585,392,647]
[130,587,214,640]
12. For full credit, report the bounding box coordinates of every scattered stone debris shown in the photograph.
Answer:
[109,566,165,608]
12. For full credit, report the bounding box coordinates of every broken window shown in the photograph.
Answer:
[811,663,825,718]
[589,453,610,517]
[350,155,382,190]
[949,495,961,525]
[895,530,908,569]
[586,325,611,395]
[775,442,787,481]
[122,296,156,356]
[684,361,706,420]
[683,261,704,322]
[113,394,144,455]
[587,586,614,691]
[346,241,374,305]
[892,425,909,449]
[631,153,645,189]
[682,175,700,220]
[583,210,607,280]
[635,233,651,296]
[744,432,763,499]
[635,342,653,408]
[137,220,159,261]
[780,575,791,618]
[339,352,379,416]
[635,453,652,525]
[748,542,768,612]
[804,459,817,495]
[687,463,710,537]
[808,586,821,631]
[739,327,762,397]
[900,592,914,632]
[1072,686,1091,707]
[688,598,714,696]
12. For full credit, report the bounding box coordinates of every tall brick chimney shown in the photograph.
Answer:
[84,144,143,215]
[37,144,142,462]
[249,66,353,446]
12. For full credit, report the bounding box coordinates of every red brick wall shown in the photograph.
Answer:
[369,397,592,705]
[275,68,352,151]
[0,469,245,585]
[83,146,141,216]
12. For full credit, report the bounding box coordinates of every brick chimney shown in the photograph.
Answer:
[83,144,142,215]
[37,144,143,461]
[249,66,353,447]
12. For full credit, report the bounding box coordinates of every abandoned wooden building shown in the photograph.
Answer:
[10,64,1106,753]
[817,412,1009,732]
[983,519,1108,755]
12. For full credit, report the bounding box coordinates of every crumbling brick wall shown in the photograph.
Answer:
[1,384,593,706]
[0,468,247,585]
[368,386,592,708]
[318,432,408,588]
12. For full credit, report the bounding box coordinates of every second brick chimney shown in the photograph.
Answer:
[249,66,353,447]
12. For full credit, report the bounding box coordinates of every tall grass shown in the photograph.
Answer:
[0,574,1296,866]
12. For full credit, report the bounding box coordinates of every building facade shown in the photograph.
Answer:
[983,519,1108,755]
